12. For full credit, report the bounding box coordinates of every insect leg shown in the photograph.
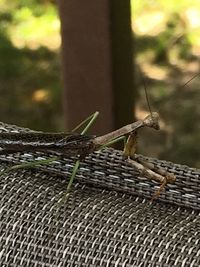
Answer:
[48,112,101,238]
[135,156,176,200]
[135,156,176,184]
[71,111,99,134]
[123,131,138,159]
[123,131,176,200]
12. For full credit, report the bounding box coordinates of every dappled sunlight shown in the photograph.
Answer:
[185,8,200,55]
[133,11,166,36]
[132,1,200,59]
[1,1,60,50]
[10,8,61,50]
[32,89,50,103]
[140,63,169,81]
[185,8,200,28]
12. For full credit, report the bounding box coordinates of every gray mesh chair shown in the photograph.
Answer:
[0,122,200,266]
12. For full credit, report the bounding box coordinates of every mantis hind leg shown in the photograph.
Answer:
[48,112,101,238]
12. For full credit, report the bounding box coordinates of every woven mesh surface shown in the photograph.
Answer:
[0,122,200,266]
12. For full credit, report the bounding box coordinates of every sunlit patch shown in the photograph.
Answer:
[185,8,200,28]
[140,63,169,81]
[32,89,50,103]
[184,8,200,55]
[133,11,166,36]
[135,105,149,120]
[9,6,61,50]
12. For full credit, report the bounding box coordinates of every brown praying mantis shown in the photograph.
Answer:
[0,111,176,200]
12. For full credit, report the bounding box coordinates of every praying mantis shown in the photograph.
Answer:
[0,110,176,200]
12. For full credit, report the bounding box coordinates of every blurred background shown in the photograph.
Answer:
[0,0,199,167]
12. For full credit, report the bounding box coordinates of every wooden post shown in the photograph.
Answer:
[57,0,134,135]
[110,0,135,128]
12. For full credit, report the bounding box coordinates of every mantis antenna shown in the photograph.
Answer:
[180,71,200,88]
[142,77,153,119]
[137,67,153,119]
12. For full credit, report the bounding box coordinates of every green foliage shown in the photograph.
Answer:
[132,0,200,167]
[0,0,62,131]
